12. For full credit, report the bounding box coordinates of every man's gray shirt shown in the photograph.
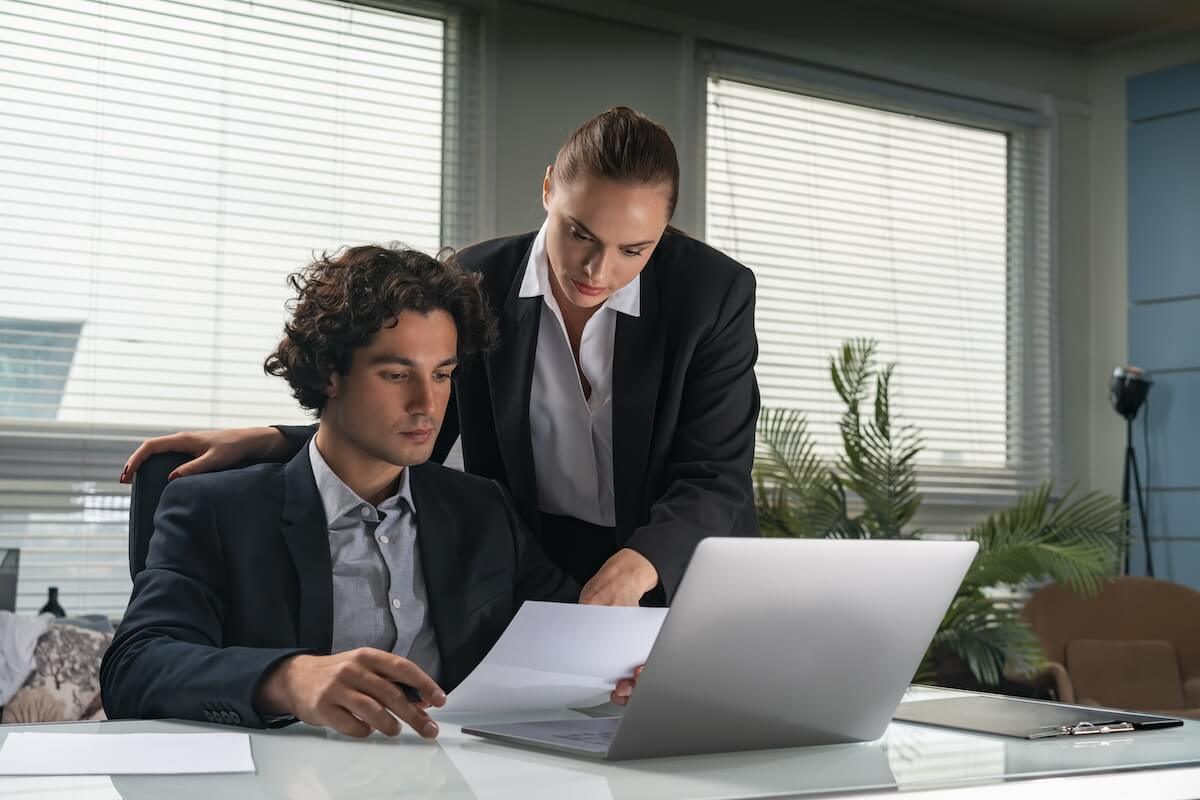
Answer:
[308,438,441,680]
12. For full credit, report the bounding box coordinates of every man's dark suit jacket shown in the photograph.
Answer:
[279,229,761,602]
[100,444,578,729]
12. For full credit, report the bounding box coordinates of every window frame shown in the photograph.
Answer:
[697,45,1062,519]
[0,0,483,617]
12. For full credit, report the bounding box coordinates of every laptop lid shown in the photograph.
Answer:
[604,537,977,760]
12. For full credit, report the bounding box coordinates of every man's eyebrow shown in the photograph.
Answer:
[366,354,459,368]
[567,216,655,248]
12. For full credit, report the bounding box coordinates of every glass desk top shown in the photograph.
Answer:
[1,688,1198,800]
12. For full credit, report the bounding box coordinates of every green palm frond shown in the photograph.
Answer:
[923,592,1042,686]
[754,408,841,538]
[753,337,1126,689]
[755,408,823,492]
[965,483,1125,594]
[832,343,923,536]
[830,338,875,410]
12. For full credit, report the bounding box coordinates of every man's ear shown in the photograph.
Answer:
[325,371,340,400]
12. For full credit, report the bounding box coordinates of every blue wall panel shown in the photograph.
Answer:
[1139,371,1200,490]
[1145,489,1200,540]
[1127,113,1200,302]
[1128,61,1200,121]
[1129,297,1200,371]
[1128,61,1200,586]
[1166,542,1200,591]
[1126,538,1171,581]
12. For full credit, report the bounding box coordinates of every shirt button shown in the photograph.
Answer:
[377,535,389,544]
[391,598,401,609]
[359,506,372,518]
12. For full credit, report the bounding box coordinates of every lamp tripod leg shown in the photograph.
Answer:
[1129,442,1154,578]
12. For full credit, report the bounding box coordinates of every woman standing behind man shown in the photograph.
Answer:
[122,107,761,607]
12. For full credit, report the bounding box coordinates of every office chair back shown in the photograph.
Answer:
[129,451,294,579]
[128,452,192,579]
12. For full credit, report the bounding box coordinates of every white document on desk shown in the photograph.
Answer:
[440,601,668,713]
[0,732,255,775]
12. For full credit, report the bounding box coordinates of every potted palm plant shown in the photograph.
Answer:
[755,338,1125,688]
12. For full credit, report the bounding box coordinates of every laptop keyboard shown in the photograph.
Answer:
[552,730,616,746]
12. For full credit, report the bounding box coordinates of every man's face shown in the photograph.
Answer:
[323,309,458,468]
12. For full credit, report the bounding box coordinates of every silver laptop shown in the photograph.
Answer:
[462,537,977,760]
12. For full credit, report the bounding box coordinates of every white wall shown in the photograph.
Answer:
[1085,32,1200,498]
[481,0,1104,493]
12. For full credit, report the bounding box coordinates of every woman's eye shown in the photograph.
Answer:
[623,249,644,258]
[433,371,453,381]
[386,373,407,382]
[569,226,590,242]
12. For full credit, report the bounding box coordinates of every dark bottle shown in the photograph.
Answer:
[39,586,66,617]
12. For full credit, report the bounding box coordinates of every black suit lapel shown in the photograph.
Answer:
[613,259,665,535]
[408,465,471,689]
[281,446,334,653]
[485,244,541,526]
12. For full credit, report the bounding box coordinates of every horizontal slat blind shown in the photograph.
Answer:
[705,67,1056,534]
[0,0,461,616]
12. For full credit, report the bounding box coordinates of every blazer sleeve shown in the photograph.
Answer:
[492,479,580,606]
[100,479,310,729]
[623,267,761,600]
[272,423,318,457]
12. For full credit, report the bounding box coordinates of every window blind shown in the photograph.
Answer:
[0,0,475,616]
[704,63,1057,535]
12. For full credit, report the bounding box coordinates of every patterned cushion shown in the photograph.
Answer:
[1,620,112,724]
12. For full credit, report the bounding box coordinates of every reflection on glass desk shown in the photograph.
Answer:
[1,688,1198,800]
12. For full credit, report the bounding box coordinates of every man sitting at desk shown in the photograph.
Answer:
[101,246,583,739]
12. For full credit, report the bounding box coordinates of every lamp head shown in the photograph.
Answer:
[1110,365,1152,421]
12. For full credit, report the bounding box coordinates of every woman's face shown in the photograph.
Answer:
[541,170,672,310]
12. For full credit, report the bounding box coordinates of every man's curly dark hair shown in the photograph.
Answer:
[264,245,498,415]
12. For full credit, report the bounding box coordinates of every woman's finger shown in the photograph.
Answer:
[610,678,635,705]
[168,451,224,481]
[122,433,202,482]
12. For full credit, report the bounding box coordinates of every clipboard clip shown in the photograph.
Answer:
[1052,720,1136,737]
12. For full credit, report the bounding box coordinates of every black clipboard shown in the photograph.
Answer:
[894,694,1184,740]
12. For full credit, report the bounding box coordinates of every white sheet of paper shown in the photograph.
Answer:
[440,601,668,713]
[0,733,255,776]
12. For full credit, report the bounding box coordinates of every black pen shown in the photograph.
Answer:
[398,683,423,704]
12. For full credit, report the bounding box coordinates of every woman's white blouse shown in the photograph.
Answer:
[521,220,641,527]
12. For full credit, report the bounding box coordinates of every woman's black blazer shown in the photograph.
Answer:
[436,229,761,601]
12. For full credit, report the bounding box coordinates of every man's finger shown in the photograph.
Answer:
[337,689,401,737]
[322,706,373,738]
[350,670,438,737]
[356,650,445,707]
